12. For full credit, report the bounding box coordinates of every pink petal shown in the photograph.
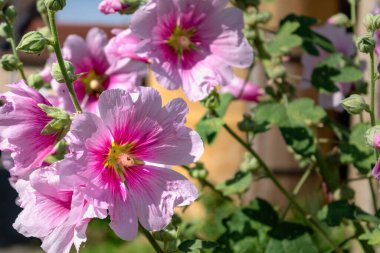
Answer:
[109,195,138,240]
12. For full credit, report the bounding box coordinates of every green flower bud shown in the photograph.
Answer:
[341,94,369,115]
[120,0,140,15]
[4,6,16,23]
[363,13,375,32]
[327,13,350,27]
[365,125,380,149]
[356,35,376,54]
[0,54,20,71]
[243,28,256,39]
[39,104,71,141]
[240,152,260,173]
[374,14,380,30]
[17,31,48,54]
[0,0,5,10]
[45,0,66,11]
[28,73,45,89]
[36,0,48,15]
[188,162,209,180]
[51,60,75,83]
[0,22,12,39]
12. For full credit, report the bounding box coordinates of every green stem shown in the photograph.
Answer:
[4,19,27,82]
[46,9,82,113]
[222,123,342,253]
[349,0,357,36]
[369,52,376,128]
[181,165,233,202]
[281,164,314,219]
[139,225,164,253]
[369,177,378,210]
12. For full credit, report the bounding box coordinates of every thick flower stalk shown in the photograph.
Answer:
[130,0,253,101]
[43,28,146,113]
[0,81,59,178]
[61,87,203,240]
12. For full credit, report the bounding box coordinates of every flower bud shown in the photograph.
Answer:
[374,14,380,30]
[0,54,20,71]
[365,126,380,149]
[363,13,375,32]
[4,5,16,23]
[341,94,369,115]
[120,0,140,14]
[356,35,375,54]
[45,0,66,11]
[240,152,260,173]
[17,31,48,54]
[327,13,350,27]
[51,60,75,83]
[188,163,208,180]
[0,22,12,39]
[36,0,48,15]
[28,73,45,90]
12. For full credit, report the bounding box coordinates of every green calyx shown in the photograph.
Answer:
[166,25,197,57]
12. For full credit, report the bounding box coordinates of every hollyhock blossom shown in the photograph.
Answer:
[221,77,262,102]
[47,28,145,113]
[64,87,203,239]
[99,0,129,14]
[373,159,380,180]
[300,24,356,110]
[105,28,149,75]
[0,81,58,178]
[130,0,253,101]
[13,162,107,253]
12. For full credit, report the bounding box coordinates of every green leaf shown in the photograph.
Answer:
[38,103,70,119]
[178,240,218,253]
[242,198,279,227]
[196,117,224,144]
[339,123,374,174]
[267,222,312,240]
[216,93,234,117]
[280,14,334,56]
[359,228,380,245]
[252,100,319,157]
[318,200,366,226]
[265,234,318,253]
[266,21,302,56]
[216,171,252,196]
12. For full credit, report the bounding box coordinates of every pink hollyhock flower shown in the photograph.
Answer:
[130,0,253,101]
[373,159,380,180]
[99,0,128,14]
[221,77,262,102]
[47,28,145,113]
[105,28,149,74]
[64,87,203,239]
[14,162,107,253]
[0,81,58,178]
[301,24,356,110]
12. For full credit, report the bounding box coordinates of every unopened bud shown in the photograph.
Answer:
[51,60,75,83]
[365,126,380,149]
[327,13,350,27]
[238,113,255,132]
[4,6,16,23]
[45,0,66,11]
[188,163,208,180]
[341,94,369,114]
[17,31,48,54]
[36,0,48,15]
[374,14,380,30]
[28,73,45,89]
[120,0,140,14]
[0,54,19,71]
[356,35,375,54]
[0,22,12,39]
[363,13,375,32]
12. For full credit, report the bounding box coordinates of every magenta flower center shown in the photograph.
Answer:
[80,69,107,96]
[104,142,144,180]
[167,25,197,56]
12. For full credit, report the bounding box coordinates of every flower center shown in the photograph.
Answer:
[80,69,106,96]
[167,24,197,56]
[104,142,144,180]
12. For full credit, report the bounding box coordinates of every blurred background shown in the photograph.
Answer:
[0,0,376,252]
